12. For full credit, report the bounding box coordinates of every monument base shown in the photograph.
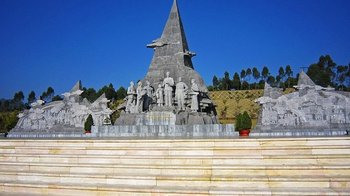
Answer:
[91,124,236,138]
[7,129,88,138]
[251,129,348,137]
[115,111,219,126]
[7,124,236,138]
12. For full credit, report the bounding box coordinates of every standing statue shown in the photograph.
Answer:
[163,71,174,107]
[143,81,154,111]
[126,81,136,113]
[175,77,188,111]
[155,84,164,106]
[136,81,144,112]
[190,79,200,112]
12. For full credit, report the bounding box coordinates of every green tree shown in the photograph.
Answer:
[307,55,336,87]
[46,87,54,102]
[222,71,231,90]
[232,72,241,90]
[252,67,260,81]
[14,91,24,102]
[261,66,270,81]
[267,76,276,86]
[285,65,293,78]
[336,65,349,90]
[27,91,36,104]
[252,67,260,89]
[81,88,98,102]
[207,86,214,91]
[285,65,293,88]
[98,83,116,100]
[116,87,127,100]
[241,81,249,90]
[13,91,24,110]
[40,91,47,101]
[0,100,10,112]
[212,75,219,90]
[240,69,246,81]
[278,66,285,84]
[246,68,252,83]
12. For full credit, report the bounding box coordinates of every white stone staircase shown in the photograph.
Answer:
[0,137,349,195]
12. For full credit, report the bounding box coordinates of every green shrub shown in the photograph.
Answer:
[84,114,94,131]
[0,111,19,133]
[235,111,252,131]
[235,113,242,131]
[242,111,252,130]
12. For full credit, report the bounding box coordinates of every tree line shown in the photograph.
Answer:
[208,55,350,91]
[0,84,127,113]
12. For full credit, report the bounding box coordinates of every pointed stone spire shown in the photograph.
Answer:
[144,0,208,92]
[93,93,109,103]
[263,82,282,99]
[297,71,315,87]
[263,82,272,97]
[70,80,82,93]
[161,0,191,60]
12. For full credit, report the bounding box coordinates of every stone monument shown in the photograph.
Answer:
[8,0,235,138]
[8,81,113,137]
[254,71,349,136]
[94,0,235,137]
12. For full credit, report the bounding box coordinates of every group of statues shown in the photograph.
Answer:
[13,82,114,132]
[125,72,200,113]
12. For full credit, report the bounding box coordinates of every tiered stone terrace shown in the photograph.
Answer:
[0,137,349,195]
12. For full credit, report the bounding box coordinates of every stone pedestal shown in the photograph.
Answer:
[92,124,236,138]
[115,112,176,125]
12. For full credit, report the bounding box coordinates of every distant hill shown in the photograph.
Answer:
[209,88,295,126]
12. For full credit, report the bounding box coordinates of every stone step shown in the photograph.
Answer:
[1,137,349,195]
[0,171,350,189]
[1,154,350,166]
[1,162,349,176]
[1,147,349,156]
[2,145,350,150]
[1,180,350,196]
[1,137,349,148]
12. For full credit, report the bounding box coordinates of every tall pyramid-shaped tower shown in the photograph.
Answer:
[144,0,208,92]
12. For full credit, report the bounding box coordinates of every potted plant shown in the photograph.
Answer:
[235,111,252,137]
[84,114,94,134]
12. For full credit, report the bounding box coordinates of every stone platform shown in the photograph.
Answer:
[92,124,236,138]
[8,123,236,138]
[0,137,350,195]
[250,129,348,137]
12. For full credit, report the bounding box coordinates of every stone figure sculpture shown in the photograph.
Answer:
[175,77,188,111]
[163,72,174,107]
[255,71,350,131]
[114,0,220,128]
[126,81,136,113]
[190,79,200,112]
[10,81,113,134]
[143,81,154,111]
[136,81,144,112]
[155,84,164,106]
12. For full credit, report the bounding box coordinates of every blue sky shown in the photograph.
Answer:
[0,0,349,99]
